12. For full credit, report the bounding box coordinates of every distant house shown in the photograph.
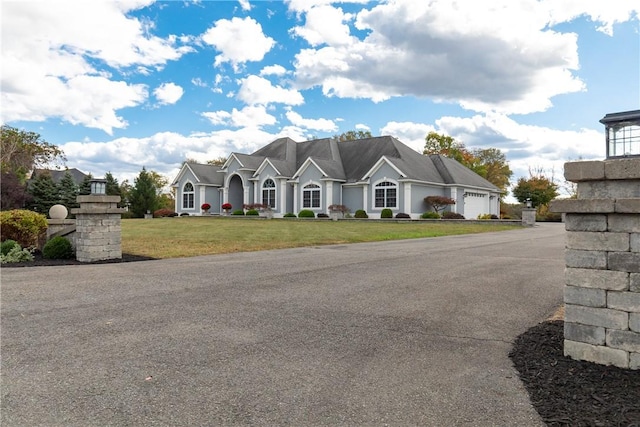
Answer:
[31,168,88,185]
[171,136,500,218]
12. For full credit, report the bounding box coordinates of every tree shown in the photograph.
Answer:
[129,167,161,217]
[58,170,79,210]
[1,125,65,179]
[27,171,59,215]
[471,148,513,195]
[334,130,373,141]
[78,174,93,196]
[424,195,456,214]
[0,170,32,210]
[512,170,559,208]
[105,172,122,197]
[207,156,227,166]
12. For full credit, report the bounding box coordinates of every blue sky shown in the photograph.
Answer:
[2,0,639,198]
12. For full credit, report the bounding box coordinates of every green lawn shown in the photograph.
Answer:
[122,217,520,259]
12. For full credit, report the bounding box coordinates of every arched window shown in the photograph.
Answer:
[182,182,194,209]
[302,183,320,208]
[374,181,397,208]
[262,179,276,208]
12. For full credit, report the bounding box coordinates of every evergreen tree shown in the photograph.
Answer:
[78,173,93,195]
[129,167,160,217]
[58,170,79,209]
[105,172,122,197]
[27,172,59,215]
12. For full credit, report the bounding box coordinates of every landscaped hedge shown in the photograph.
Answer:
[298,209,315,218]
[421,211,440,219]
[154,208,178,218]
[0,210,48,248]
[317,213,329,218]
[354,209,368,218]
[42,236,74,259]
[246,209,259,216]
[395,213,410,219]
[442,212,465,219]
[232,209,245,216]
[381,208,393,218]
[283,212,297,218]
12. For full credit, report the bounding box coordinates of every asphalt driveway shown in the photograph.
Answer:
[1,223,565,426]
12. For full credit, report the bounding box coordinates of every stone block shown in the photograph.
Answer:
[566,231,629,251]
[631,353,640,370]
[565,250,607,269]
[608,214,640,233]
[607,291,640,312]
[564,304,628,329]
[550,199,614,213]
[564,322,605,345]
[631,313,640,332]
[564,214,607,232]
[564,285,606,307]
[616,199,640,213]
[632,234,640,253]
[632,274,640,292]
[578,181,640,199]
[564,340,629,368]
[565,268,629,291]
[608,252,640,273]
[564,161,605,181]
[605,158,640,180]
[606,330,640,353]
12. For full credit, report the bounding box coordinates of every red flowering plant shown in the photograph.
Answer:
[221,203,232,210]
[201,203,211,210]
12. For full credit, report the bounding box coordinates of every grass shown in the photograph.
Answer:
[122,217,521,259]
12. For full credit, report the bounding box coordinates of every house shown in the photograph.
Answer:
[31,168,88,185]
[171,136,501,218]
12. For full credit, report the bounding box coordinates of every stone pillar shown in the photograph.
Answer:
[521,208,536,226]
[551,158,640,369]
[71,195,125,262]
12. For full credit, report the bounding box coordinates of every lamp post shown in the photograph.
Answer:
[600,110,640,159]
[90,178,107,195]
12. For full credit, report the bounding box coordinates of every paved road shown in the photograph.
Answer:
[2,224,565,426]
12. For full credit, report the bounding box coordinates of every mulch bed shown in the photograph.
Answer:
[509,320,640,426]
[2,251,155,267]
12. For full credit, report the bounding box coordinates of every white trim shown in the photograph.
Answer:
[280,179,287,213]
[199,186,206,214]
[181,180,196,211]
[301,180,322,209]
[261,177,276,208]
[254,158,281,177]
[221,153,244,170]
[450,187,458,213]
[292,158,329,179]
[372,177,399,210]
[361,156,406,181]
[403,182,411,213]
[292,182,298,212]
[326,181,333,212]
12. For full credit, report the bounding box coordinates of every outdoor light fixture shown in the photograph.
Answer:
[600,110,640,159]
[90,178,107,195]
[526,198,532,208]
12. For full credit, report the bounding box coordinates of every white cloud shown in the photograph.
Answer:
[238,0,252,11]
[285,110,337,132]
[237,75,304,106]
[260,65,289,76]
[542,0,640,35]
[0,0,193,133]
[355,123,370,131]
[191,78,208,88]
[292,0,604,113]
[380,121,436,153]
[154,82,184,105]
[203,105,277,128]
[201,17,275,70]
[290,5,355,46]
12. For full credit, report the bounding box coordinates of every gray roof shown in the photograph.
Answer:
[185,163,224,186]
[32,168,88,184]
[180,136,499,191]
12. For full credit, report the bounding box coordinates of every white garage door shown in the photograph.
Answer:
[464,192,488,219]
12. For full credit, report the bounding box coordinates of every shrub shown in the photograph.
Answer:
[0,210,48,248]
[0,244,34,264]
[298,209,315,218]
[246,209,259,216]
[42,236,74,259]
[1,239,19,256]
[180,212,190,216]
[354,209,368,218]
[201,203,211,210]
[421,211,440,219]
[477,214,493,220]
[154,208,177,218]
[283,212,297,218]
[442,212,465,219]
[395,213,411,219]
[381,208,393,218]
[232,209,245,216]
[317,213,329,218]
[221,203,232,210]
[121,211,135,219]
[490,214,499,220]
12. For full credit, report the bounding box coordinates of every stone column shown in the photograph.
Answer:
[551,158,640,369]
[71,195,125,262]
[521,208,536,226]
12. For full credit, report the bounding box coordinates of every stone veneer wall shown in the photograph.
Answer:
[551,158,640,370]
[71,195,124,262]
